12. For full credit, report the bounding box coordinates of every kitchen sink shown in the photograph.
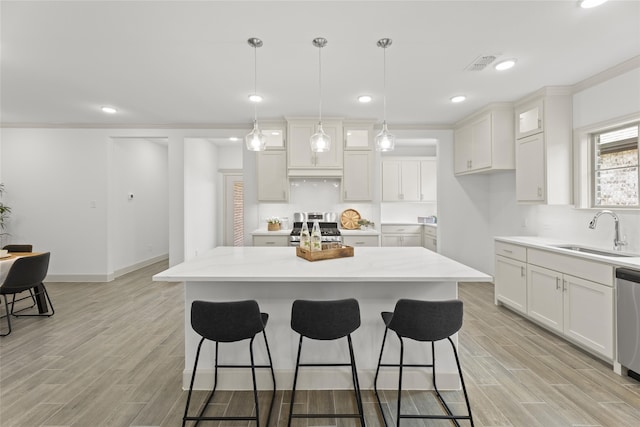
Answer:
[552,245,635,258]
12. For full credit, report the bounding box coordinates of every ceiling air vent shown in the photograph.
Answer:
[465,55,497,71]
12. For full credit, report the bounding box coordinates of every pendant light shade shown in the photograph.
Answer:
[310,37,331,153]
[375,38,395,152]
[245,37,267,151]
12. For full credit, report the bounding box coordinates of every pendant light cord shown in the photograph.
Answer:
[382,46,387,123]
[253,45,258,122]
[318,45,322,123]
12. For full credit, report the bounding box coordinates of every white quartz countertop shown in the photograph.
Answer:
[153,246,492,283]
[251,229,292,236]
[495,236,640,269]
[251,228,380,236]
[339,229,380,236]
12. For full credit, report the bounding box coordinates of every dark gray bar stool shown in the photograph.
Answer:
[183,300,276,427]
[288,298,365,427]
[374,299,474,427]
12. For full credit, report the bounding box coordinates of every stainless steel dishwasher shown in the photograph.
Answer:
[617,267,640,380]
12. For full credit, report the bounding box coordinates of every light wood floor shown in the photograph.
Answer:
[1,260,639,427]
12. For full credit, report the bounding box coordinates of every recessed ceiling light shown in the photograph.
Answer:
[248,94,263,102]
[495,59,517,71]
[101,106,117,114]
[580,0,608,8]
[229,137,239,141]
[451,95,466,103]
[358,95,372,103]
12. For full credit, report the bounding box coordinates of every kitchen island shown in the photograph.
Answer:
[153,246,492,390]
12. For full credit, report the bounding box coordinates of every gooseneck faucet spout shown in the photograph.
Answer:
[588,210,627,251]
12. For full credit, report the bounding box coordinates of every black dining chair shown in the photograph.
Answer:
[3,244,33,253]
[374,299,474,427]
[183,300,276,427]
[288,298,365,427]
[2,244,36,310]
[0,252,54,336]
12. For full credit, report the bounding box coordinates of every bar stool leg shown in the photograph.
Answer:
[287,335,304,427]
[249,336,261,427]
[449,337,475,427]
[183,337,205,427]
[396,335,404,427]
[262,329,277,427]
[374,327,389,426]
[347,334,366,427]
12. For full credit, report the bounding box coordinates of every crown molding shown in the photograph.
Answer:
[572,55,640,93]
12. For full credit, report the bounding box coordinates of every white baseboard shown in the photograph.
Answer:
[46,254,168,283]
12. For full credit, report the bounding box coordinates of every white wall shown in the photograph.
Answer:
[110,138,169,275]
[184,138,218,260]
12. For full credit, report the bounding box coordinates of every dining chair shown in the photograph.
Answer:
[0,252,54,336]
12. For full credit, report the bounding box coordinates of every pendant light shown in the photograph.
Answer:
[376,38,395,152]
[310,37,331,153]
[245,37,267,152]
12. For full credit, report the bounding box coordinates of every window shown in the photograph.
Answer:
[592,123,639,207]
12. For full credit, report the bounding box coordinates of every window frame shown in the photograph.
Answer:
[590,122,639,208]
[573,113,640,211]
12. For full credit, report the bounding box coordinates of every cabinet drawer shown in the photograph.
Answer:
[381,224,422,234]
[495,241,527,262]
[528,248,613,286]
[252,235,289,247]
[343,235,379,247]
[423,226,437,238]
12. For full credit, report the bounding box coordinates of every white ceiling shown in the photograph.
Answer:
[1,0,639,135]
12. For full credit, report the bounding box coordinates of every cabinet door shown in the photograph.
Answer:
[343,151,372,201]
[344,128,372,150]
[471,114,492,171]
[401,234,423,247]
[381,160,402,201]
[420,159,437,201]
[400,160,421,201]
[516,133,545,202]
[315,122,343,168]
[495,255,527,314]
[527,265,563,333]
[257,151,288,202]
[423,234,437,252]
[454,126,472,174]
[381,235,401,247]
[516,98,544,139]
[288,121,315,168]
[563,275,613,358]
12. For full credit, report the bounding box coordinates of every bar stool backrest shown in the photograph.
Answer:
[291,298,360,340]
[1,252,50,294]
[388,299,463,342]
[191,300,265,343]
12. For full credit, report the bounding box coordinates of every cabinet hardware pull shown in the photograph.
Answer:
[521,266,525,277]
[503,249,513,253]
[266,242,275,245]
[556,277,561,290]
[563,279,567,292]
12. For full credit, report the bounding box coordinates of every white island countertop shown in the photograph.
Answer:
[154,246,492,283]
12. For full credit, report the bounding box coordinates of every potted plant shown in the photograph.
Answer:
[0,183,11,245]
[357,219,374,230]
[267,217,281,231]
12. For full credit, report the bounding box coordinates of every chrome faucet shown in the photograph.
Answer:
[588,210,627,251]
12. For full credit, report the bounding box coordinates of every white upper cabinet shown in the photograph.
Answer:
[287,118,343,176]
[514,87,572,204]
[257,150,288,202]
[343,151,373,201]
[382,157,436,202]
[343,122,374,150]
[454,104,514,175]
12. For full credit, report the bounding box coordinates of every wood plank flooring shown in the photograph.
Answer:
[1,260,639,426]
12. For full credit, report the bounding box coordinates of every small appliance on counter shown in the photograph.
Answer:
[290,212,342,247]
[418,215,437,224]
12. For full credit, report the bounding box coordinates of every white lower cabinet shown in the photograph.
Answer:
[495,255,527,314]
[342,235,379,247]
[252,235,289,247]
[422,226,437,252]
[381,225,423,247]
[496,242,614,361]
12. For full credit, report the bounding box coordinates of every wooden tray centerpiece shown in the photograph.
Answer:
[296,245,354,262]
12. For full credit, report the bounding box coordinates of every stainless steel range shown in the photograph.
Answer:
[289,212,342,247]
